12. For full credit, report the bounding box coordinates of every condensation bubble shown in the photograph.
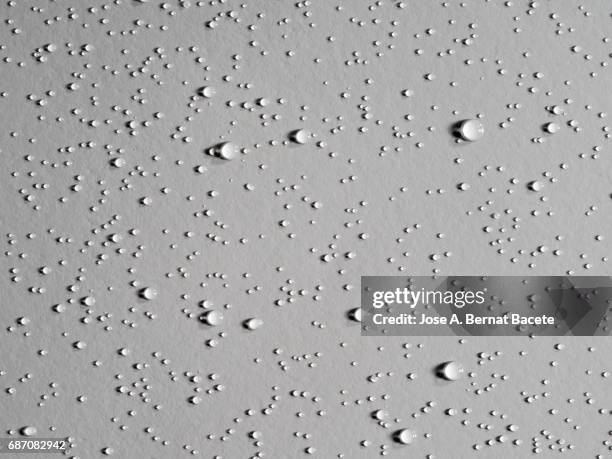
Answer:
[457,119,484,141]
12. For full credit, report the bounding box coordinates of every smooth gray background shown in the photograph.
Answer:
[1,0,612,457]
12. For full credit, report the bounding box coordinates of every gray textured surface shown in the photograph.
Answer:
[2,0,612,457]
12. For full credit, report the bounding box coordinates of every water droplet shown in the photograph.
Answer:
[17,317,30,326]
[528,180,544,192]
[372,409,388,420]
[110,157,126,168]
[81,296,96,306]
[348,307,362,322]
[215,142,238,160]
[457,119,484,142]
[201,310,224,326]
[243,318,264,330]
[140,287,158,300]
[290,129,310,144]
[20,426,37,437]
[198,86,216,98]
[437,361,464,381]
[549,105,564,115]
[394,428,417,445]
[543,122,560,134]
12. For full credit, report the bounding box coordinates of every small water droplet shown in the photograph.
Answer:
[348,307,362,322]
[20,426,37,437]
[243,318,264,330]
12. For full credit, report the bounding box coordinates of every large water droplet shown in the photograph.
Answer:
[394,428,417,445]
[290,129,310,144]
[201,310,224,326]
[437,361,464,381]
[198,86,216,98]
[214,142,238,160]
[140,287,158,300]
[457,119,484,142]
[110,157,126,168]
[81,296,96,306]
[543,122,560,134]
